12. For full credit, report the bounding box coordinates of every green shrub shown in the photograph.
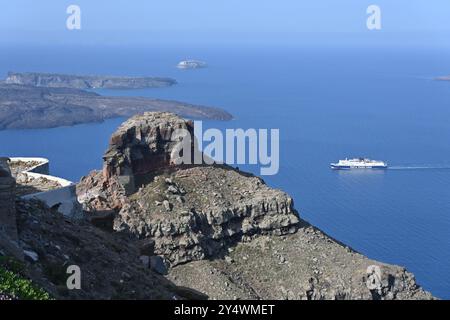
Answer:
[0,266,51,300]
[0,255,25,274]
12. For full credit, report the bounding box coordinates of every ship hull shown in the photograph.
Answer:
[330,165,387,170]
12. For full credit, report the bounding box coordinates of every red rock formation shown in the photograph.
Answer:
[102,112,196,194]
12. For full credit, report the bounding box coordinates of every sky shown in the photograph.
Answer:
[1,0,449,46]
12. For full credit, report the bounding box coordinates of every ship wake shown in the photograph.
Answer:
[388,165,450,170]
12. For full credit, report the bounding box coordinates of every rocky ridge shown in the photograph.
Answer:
[76,112,434,300]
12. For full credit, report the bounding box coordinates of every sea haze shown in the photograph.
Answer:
[0,44,449,298]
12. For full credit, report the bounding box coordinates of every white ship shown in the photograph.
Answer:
[331,158,388,170]
[177,60,207,69]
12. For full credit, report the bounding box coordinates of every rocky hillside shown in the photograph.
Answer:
[1,159,206,300]
[75,112,434,300]
[0,84,232,130]
[13,199,205,300]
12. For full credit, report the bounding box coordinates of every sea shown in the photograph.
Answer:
[1,44,449,299]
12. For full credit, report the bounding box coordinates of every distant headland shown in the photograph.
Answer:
[435,75,450,81]
[0,71,232,130]
[0,81,232,130]
[4,72,177,90]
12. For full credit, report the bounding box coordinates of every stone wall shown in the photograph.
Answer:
[0,157,23,260]
[0,158,17,240]
[9,157,79,218]
[9,157,50,176]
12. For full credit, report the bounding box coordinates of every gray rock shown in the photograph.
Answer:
[163,200,172,212]
[150,256,168,275]
[168,185,179,194]
[139,255,150,268]
[225,256,234,264]
[139,239,155,256]
[23,249,39,262]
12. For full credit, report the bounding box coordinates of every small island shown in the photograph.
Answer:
[4,72,177,89]
[177,60,207,69]
[435,75,450,81]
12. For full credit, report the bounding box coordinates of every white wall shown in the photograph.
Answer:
[10,157,81,218]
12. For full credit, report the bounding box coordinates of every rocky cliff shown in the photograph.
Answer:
[5,72,176,89]
[75,112,434,300]
[0,158,17,241]
[0,158,23,261]
[102,112,197,195]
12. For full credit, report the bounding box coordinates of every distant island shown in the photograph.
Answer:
[4,72,177,89]
[177,60,207,69]
[0,84,232,130]
[435,75,450,81]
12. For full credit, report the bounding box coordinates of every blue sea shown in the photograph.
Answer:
[1,44,449,299]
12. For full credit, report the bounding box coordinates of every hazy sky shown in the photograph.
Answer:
[1,0,449,46]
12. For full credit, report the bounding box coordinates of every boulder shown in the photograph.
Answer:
[150,256,168,275]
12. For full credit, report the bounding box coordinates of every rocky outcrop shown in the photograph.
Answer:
[0,158,23,260]
[79,112,299,265]
[0,84,232,130]
[76,112,434,300]
[5,72,177,89]
[113,166,299,266]
[102,112,196,194]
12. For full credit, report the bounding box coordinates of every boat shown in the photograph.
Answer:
[330,158,388,170]
[177,60,207,69]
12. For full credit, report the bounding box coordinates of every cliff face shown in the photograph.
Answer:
[76,112,434,300]
[0,158,17,241]
[79,166,299,267]
[0,158,23,261]
[102,112,197,195]
[116,166,298,266]
[5,72,177,89]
